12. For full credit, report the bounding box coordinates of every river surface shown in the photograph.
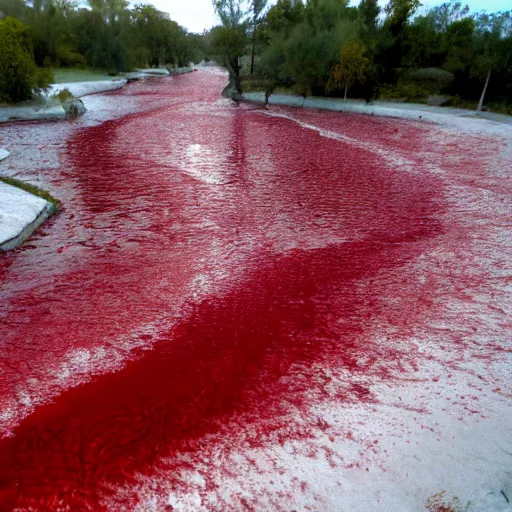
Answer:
[0,69,511,512]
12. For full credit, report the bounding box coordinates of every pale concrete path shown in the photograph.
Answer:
[244,92,512,135]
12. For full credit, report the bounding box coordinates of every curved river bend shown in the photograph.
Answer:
[0,69,510,511]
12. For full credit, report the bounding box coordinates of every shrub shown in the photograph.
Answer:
[54,45,87,68]
[444,95,478,109]
[379,82,430,102]
[401,67,454,95]
[36,67,54,92]
[443,95,512,115]
[0,17,53,103]
[56,88,74,103]
[487,102,512,116]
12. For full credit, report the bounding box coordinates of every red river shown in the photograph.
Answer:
[0,69,510,511]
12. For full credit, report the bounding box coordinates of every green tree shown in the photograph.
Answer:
[88,0,128,25]
[304,0,351,33]
[131,5,190,67]
[280,16,358,100]
[359,0,380,34]
[401,16,444,68]
[211,0,249,95]
[470,14,510,110]
[442,18,474,73]
[186,32,207,64]
[474,10,512,38]
[213,0,247,29]
[0,0,27,20]
[249,0,268,73]
[72,0,130,72]
[29,0,85,67]
[261,0,304,38]
[257,0,358,101]
[327,40,369,99]
[424,0,470,33]
[0,17,52,102]
[258,40,285,105]
[384,0,420,38]
[210,24,248,95]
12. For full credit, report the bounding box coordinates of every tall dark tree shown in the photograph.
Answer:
[359,0,380,34]
[261,0,304,38]
[211,0,249,96]
[0,17,52,102]
[249,0,268,74]
[425,1,470,32]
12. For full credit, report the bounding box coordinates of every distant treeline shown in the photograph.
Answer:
[0,0,207,101]
[0,0,207,70]
[1,0,511,110]
[210,0,512,112]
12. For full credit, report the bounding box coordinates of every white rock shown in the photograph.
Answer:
[0,182,53,250]
[48,79,128,99]
[136,68,170,76]
[62,98,87,119]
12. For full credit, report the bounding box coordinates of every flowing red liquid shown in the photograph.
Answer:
[0,71,451,510]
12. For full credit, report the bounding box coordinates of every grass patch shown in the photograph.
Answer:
[51,68,118,84]
[0,176,59,209]
[443,96,479,110]
[240,76,270,93]
[437,96,512,115]
[486,102,512,116]
[55,88,74,103]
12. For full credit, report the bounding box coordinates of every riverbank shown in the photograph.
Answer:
[0,126,58,251]
[244,92,512,136]
[0,152,59,251]
[0,68,195,250]
[0,181,55,252]
[0,79,128,124]
[0,67,194,124]
[48,78,128,99]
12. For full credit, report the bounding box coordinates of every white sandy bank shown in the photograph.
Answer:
[244,92,512,137]
[0,80,128,124]
[136,68,170,75]
[0,182,54,251]
[47,78,128,98]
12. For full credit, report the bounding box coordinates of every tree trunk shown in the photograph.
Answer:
[232,56,243,95]
[234,72,242,95]
[477,69,491,113]
[250,24,257,75]
[344,83,348,100]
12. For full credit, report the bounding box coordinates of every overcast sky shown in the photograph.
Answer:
[146,0,511,33]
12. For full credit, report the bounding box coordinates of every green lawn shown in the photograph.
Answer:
[51,68,118,83]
